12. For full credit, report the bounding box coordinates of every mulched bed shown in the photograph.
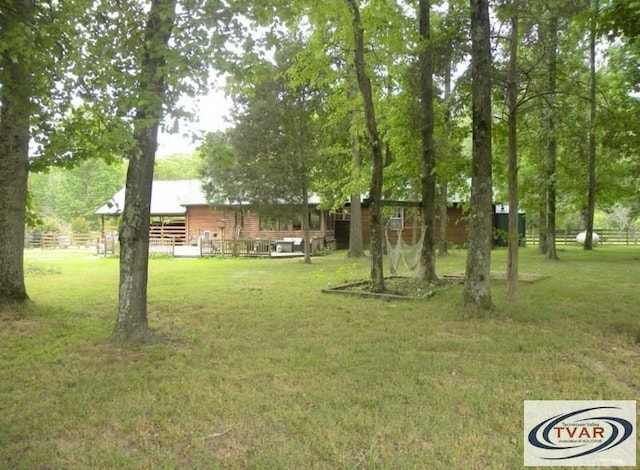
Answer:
[322,271,547,300]
[322,276,461,301]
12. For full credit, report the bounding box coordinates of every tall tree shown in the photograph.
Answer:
[435,0,469,257]
[584,0,598,250]
[114,0,177,342]
[437,1,455,257]
[506,0,520,302]
[345,0,385,292]
[463,0,493,310]
[347,78,366,258]
[417,0,437,282]
[0,0,33,303]
[1,0,139,305]
[545,13,560,260]
[201,39,322,264]
[67,0,237,340]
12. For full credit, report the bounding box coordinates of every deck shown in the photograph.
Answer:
[171,245,305,259]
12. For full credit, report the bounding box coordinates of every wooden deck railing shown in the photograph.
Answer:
[200,238,272,257]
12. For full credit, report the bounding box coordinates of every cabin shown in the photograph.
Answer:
[178,182,334,252]
[96,180,525,255]
[95,180,335,254]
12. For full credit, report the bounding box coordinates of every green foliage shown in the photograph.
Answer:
[24,191,42,229]
[201,37,324,212]
[31,105,134,172]
[600,0,640,41]
[198,131,241,205]
[489,0,640,230]
[70,217,91,234]
[38,216,65,234]
[29,159,126,229]
[0,0,127,171]
[154,153,200,180]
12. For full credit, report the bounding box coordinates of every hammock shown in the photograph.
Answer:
[385,226,426,275]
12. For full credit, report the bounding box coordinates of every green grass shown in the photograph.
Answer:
[1,246,639,469]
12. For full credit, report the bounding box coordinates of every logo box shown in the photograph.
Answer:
[524,400,636,467]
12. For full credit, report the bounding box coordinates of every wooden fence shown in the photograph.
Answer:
[525,228,639,246]
[28,233,98,249]
[23,231,329,259]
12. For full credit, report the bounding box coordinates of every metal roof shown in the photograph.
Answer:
[95,180,204,216]
[96,179,322,216]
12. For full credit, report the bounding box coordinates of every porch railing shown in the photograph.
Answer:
[200,238,272,257]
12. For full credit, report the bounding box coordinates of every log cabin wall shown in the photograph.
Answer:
[360,204,469,247]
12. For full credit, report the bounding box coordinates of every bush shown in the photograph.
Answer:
[71,216,91,234]
[39,217,66,234]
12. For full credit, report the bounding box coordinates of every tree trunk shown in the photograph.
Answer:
[506,0,519,303]
[463,0,493,311]
[417,0,437,282]
[0,0,33,305]
[348,193,365,258]
[302,186,311,264]
[538,202,548,254]
[347,81,365,258]
[546,15,559,260]
[346,0,385,292]
[584,0,598,250]
[438,183,449,256]
[437,3,454,258]
[114,0,176,342]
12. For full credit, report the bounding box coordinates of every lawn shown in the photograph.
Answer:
[1,246,639,469]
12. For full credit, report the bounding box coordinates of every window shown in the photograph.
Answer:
[309,209,321,230]
[326,212,335,231]
[260,215,286,231]
[292,215,302,231]
[387,206,404,230]
[335,208,350,221]
[290,210,322,231]
[260,215,276,231]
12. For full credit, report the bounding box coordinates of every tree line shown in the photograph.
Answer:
[28,154,200,233]
[1,0,638,341]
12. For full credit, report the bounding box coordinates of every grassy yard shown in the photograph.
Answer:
[1,246,639,469]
